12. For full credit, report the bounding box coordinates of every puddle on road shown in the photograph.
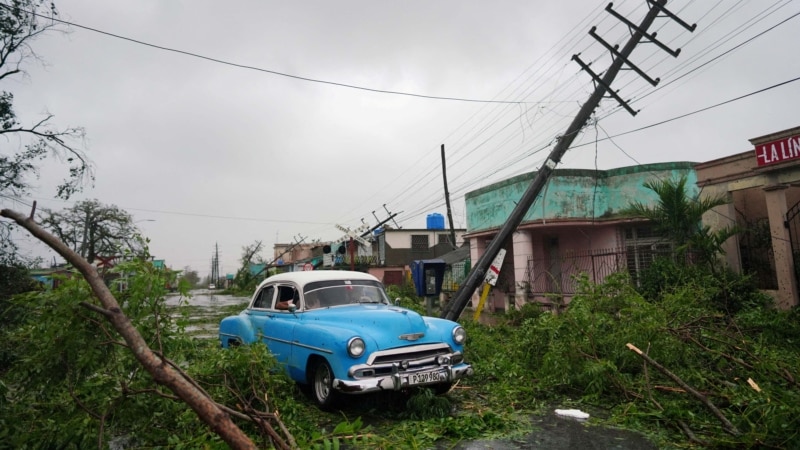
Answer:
[165,290,250,340]
[165,290,250,308]
[443,413,657,450]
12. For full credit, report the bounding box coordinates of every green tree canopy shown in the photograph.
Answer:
[39,199,144,263]
[181,265,200,287]
[0,0,93,264]
[233,240,266,292]
[623,175,736,266]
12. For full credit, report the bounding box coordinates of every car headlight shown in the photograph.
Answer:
[347,337,366,357]
[452,326,466,345]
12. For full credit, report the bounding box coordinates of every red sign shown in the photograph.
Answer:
[484,248,506,286]
[755,134,800,167]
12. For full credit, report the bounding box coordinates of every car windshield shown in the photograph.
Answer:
[303,279,390,308]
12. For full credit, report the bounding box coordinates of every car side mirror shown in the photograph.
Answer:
[394,297,401,306]
[288,304,297,313]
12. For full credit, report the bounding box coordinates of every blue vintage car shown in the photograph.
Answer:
[219,270,473,408]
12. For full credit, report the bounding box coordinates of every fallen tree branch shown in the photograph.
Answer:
[673,325,800,389]
[80,242,294,448]
[627,342,740,436]
[79,301,114,318]
[1,208,258,449]
[642,344,706,446]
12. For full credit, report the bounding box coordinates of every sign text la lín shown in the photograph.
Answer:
[755,134,800,167]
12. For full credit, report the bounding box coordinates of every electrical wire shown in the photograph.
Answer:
[1,3,528,106]
[7,1,798,242]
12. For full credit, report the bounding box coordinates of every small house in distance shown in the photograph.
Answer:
[369,213,466,287]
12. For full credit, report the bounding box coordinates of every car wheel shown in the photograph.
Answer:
[311,359,339,409]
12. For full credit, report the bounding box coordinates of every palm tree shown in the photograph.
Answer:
[624,175,736,267]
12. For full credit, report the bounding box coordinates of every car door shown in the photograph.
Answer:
[260,283,300,368]
[245,284,275,345]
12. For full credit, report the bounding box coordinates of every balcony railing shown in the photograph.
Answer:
[524,248,629,296]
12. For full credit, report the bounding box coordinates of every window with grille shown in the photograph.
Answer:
[411,235,429,250]
[625,226,669,286]
[437,234,451,245]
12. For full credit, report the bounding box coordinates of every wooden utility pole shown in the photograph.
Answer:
[210,242,220,286]
[441,144,458,249]
[441,0,695,321]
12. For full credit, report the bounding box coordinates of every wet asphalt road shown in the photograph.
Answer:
[444,414,658,450]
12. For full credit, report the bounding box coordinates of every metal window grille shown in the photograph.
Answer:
[624,226,671,287]
[739,213,778,290]
[442,260,470,292]
[411,235,429,250]
[525,248,627,295]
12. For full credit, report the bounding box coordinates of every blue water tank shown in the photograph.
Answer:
[426,213,445,230]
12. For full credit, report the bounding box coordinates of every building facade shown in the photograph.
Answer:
[369,227,466,286]
[462,125,800,312]
[696,125,800,309]
[463,162,698,311]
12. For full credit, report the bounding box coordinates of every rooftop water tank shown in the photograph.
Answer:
[426,213,445,230]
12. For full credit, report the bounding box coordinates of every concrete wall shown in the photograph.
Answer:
[382,229,465,248]
[465,162,698,234]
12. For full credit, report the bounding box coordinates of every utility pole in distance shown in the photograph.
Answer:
[441,0,696,321]
[441,144,458,250]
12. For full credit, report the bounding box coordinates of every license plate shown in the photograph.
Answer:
[410,370,444,385]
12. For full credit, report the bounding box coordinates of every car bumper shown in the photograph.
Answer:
[332,362,473,394]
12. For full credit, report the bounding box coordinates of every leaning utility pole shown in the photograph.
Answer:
[441,0,695,321]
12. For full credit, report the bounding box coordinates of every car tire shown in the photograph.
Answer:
[432,382,454,395]
[311,359,339,410]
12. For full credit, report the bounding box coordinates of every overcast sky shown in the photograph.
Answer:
[4,0,799,277]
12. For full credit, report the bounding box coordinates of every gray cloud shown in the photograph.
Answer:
[6,0,799,275]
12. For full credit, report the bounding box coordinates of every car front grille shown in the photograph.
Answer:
[349,343,461,379]
[368,343,451,365]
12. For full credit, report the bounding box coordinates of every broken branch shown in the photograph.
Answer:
[627,343,740,436]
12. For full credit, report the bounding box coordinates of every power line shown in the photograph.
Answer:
[619,1,799,113]
[599,75,800,141]
[6,4,526,105]
[13,196,333,226]
[395,72,800,227]
[12,70,797,251]
[9,2,797,240]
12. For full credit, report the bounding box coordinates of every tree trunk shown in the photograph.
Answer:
[1,208,258,449]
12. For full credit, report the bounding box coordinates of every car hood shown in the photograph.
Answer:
[303,305,439,346]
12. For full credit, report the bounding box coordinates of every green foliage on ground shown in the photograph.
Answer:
[0,260,528,449]
[517,267,800,448]
[3,254,799,448]
[386,283,427,315]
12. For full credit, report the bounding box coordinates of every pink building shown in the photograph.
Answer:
[463,125,800,312]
